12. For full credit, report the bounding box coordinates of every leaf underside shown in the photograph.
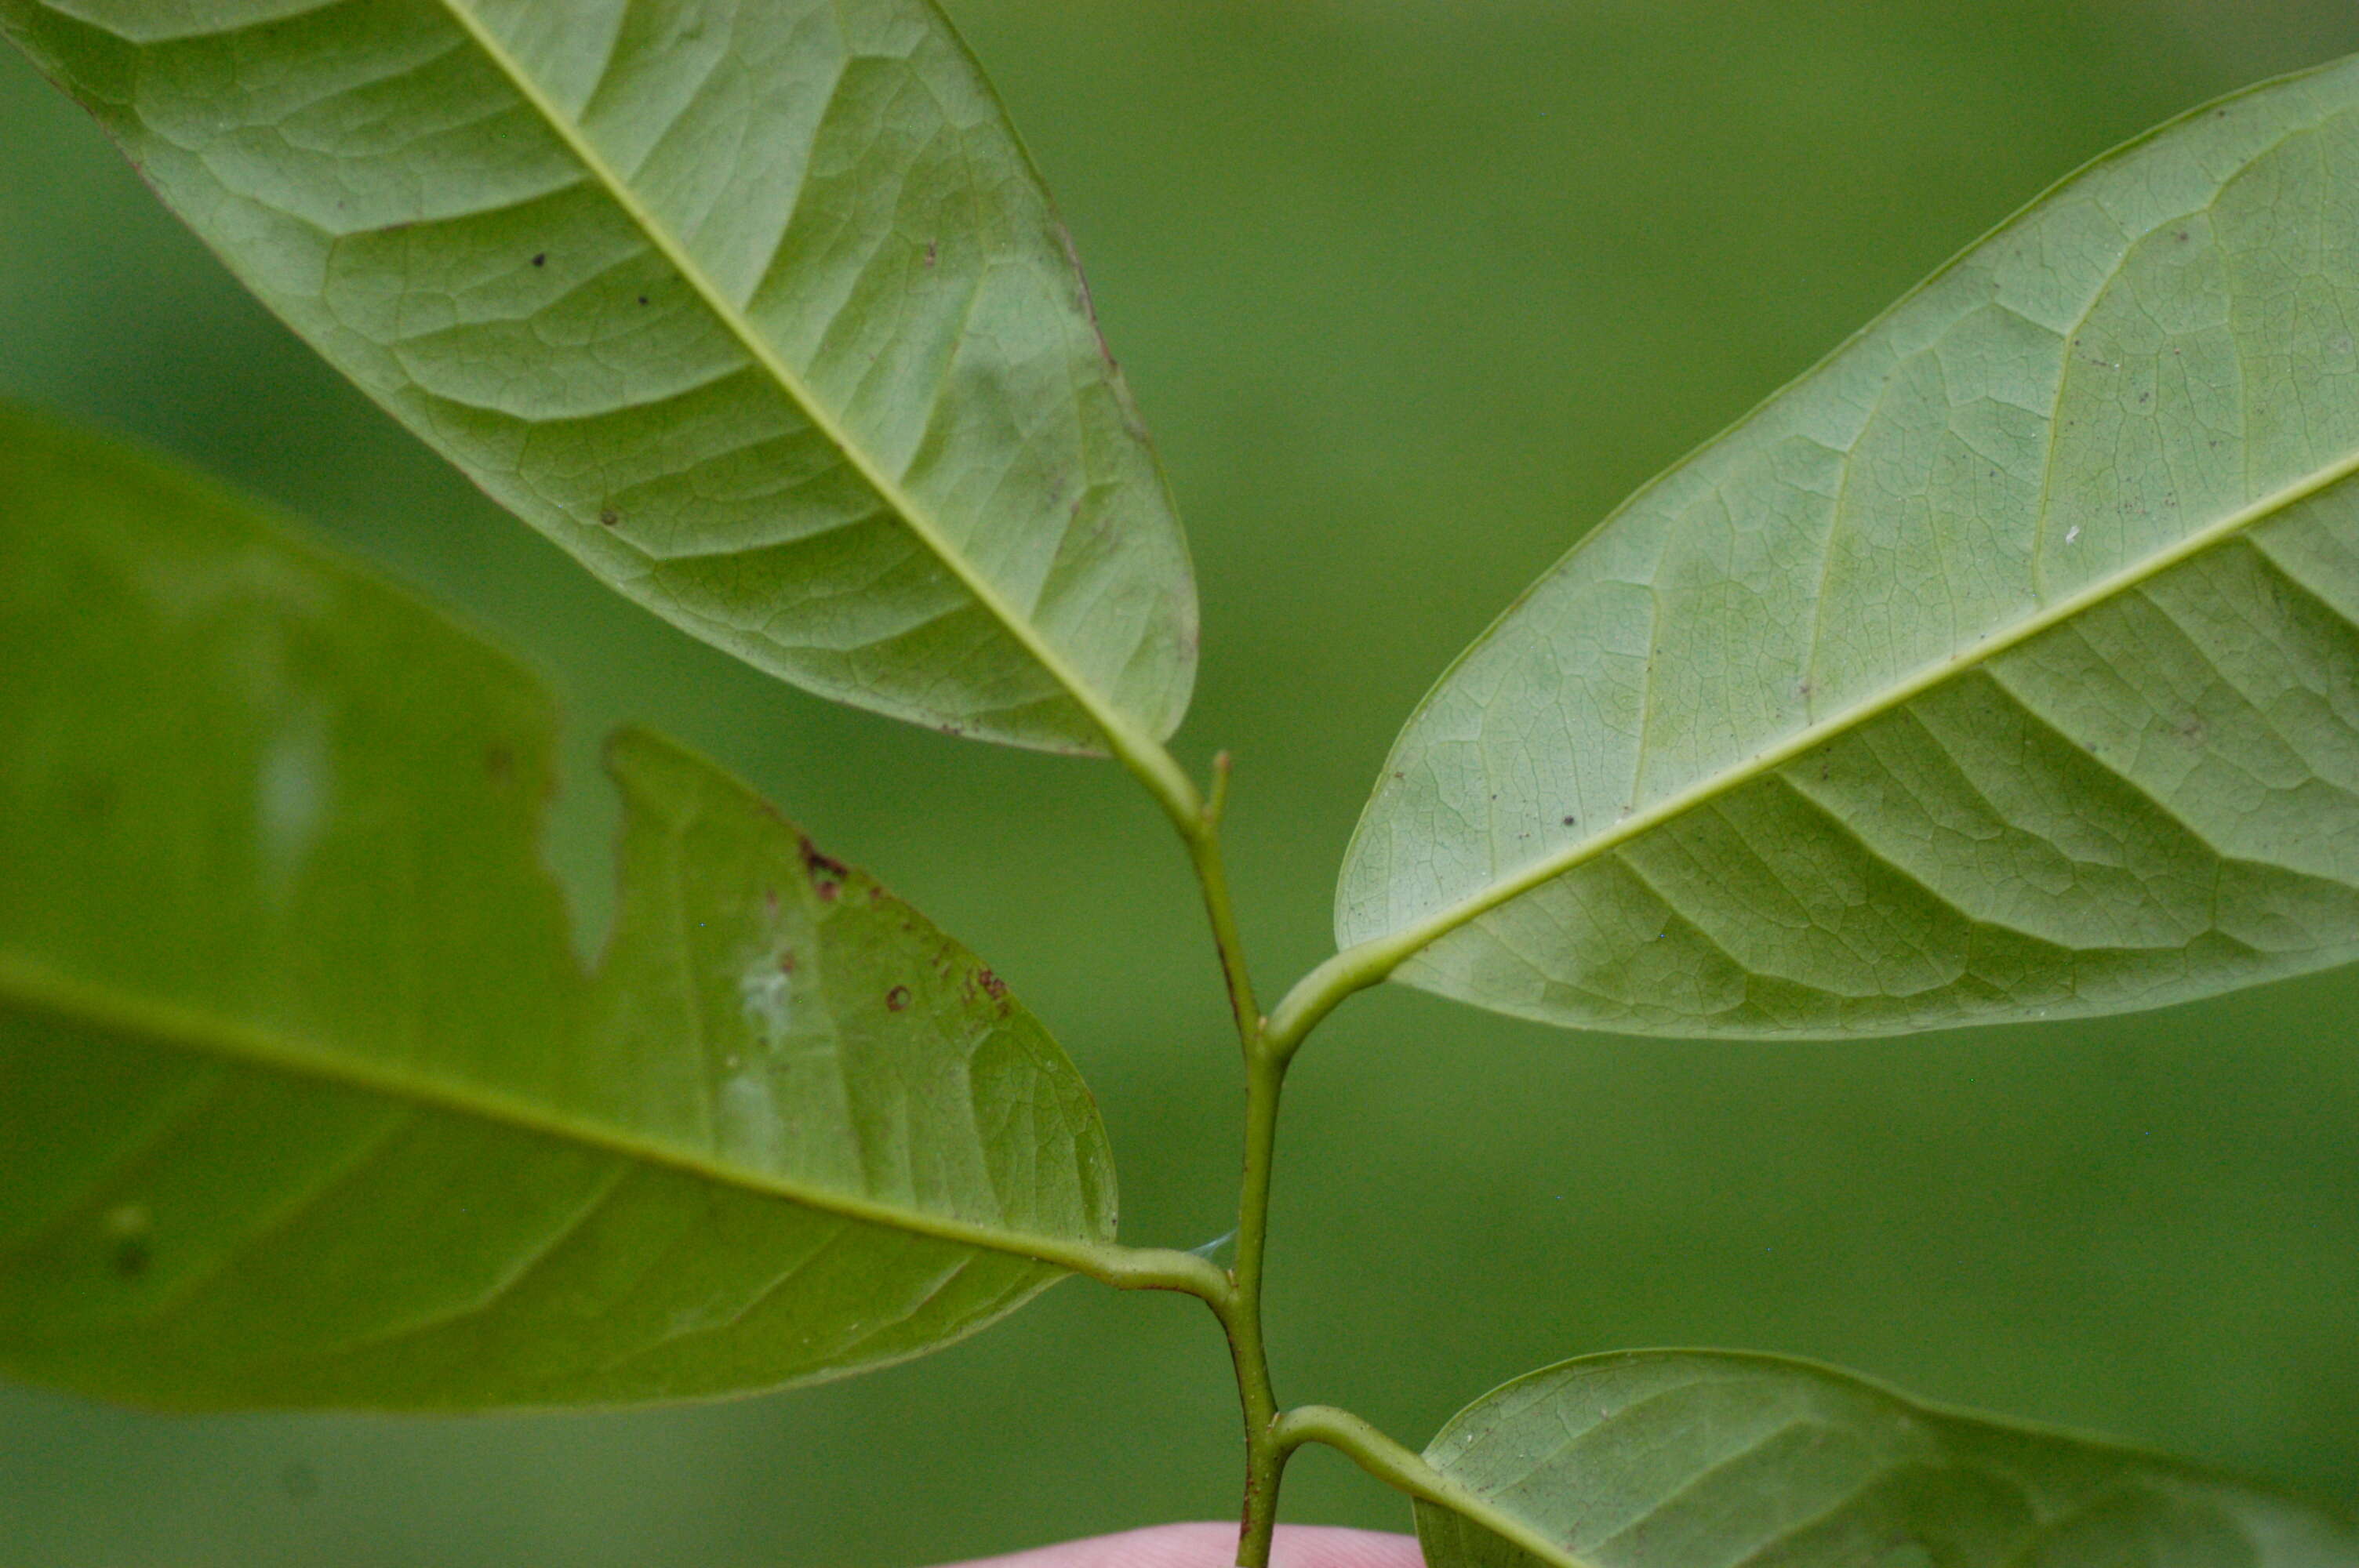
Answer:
[0,0,1197,755]
[1415,1352,2359,1568]
[0,401,1115,1411]
[1343,55,2359,1037]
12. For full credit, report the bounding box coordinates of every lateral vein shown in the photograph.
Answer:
[1364,445,2359,975]
[427,0,1157,766]
[0,954,1116,1278]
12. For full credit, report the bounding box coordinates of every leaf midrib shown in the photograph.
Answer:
[1417,1480,1605,1568]
[1358,443,2359,975]
[430,0,1154,760]
[0,952,1116,1276]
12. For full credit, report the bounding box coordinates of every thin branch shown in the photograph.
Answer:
[1225,1044,1289,1566]
[1070,1243,1235,1301]
[1126,743,1292,1566]
[1187,752,1263,1056]
[1262,941,1393,1063]
[1275,1406,1598,1568]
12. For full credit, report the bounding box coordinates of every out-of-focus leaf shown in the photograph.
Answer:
[1416,1352,2359,1568]
[1340,56,2359,1036]
[0,401,1117,1410]
[0,0,1196,755]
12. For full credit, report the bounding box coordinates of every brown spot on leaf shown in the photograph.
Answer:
[598,508,620,528]
[924,239,937,267]
[799,837,848,899]
[886,985,911,1011]
[777,950,798,975]
[113,1238,151,1278]
[798,841,843,899]
[1053,222,1102,334]
[532,252,547,267]
[484,745,516,783]
[975,967,1007,1000]
[798,836,850,880]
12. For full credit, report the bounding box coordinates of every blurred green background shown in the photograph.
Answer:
[5,2,2359,1562]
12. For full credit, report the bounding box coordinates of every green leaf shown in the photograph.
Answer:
[0,0,1196,757]
[1339,56,2359,1036]
[1413,1352,2359,1568]
[0,401,1118,1410]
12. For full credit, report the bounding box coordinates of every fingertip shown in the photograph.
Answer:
[1270,1523,1428,1568]
[942,1522,1423,1568]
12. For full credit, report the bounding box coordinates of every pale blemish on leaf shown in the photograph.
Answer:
[255,707,332,898]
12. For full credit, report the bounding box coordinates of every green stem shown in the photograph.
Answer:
[1188,753,1264,1053]
[1262,939,1391,1064]
[1110,741,1574,1567]
[1067,1243,1234,1300]
[1119,736,1212,851]
[1225,1040,1289,1566]
[1271,1405,1439,1494]
[1132,742,1293,1566]
[1187,759,1290,1566]
[1274,1406,1594,1568]
[1117,739,1330,1565]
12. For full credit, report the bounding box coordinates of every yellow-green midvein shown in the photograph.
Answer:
[0,953,1228,1299]
[429,2,1205,834]
[1264,444,2359,1059]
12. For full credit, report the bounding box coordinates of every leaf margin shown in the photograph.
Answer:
[0,394,1191,1412]
[1408,1348,2359,1568]
[0,0,1203,771]
[1325,49,2359,1035]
